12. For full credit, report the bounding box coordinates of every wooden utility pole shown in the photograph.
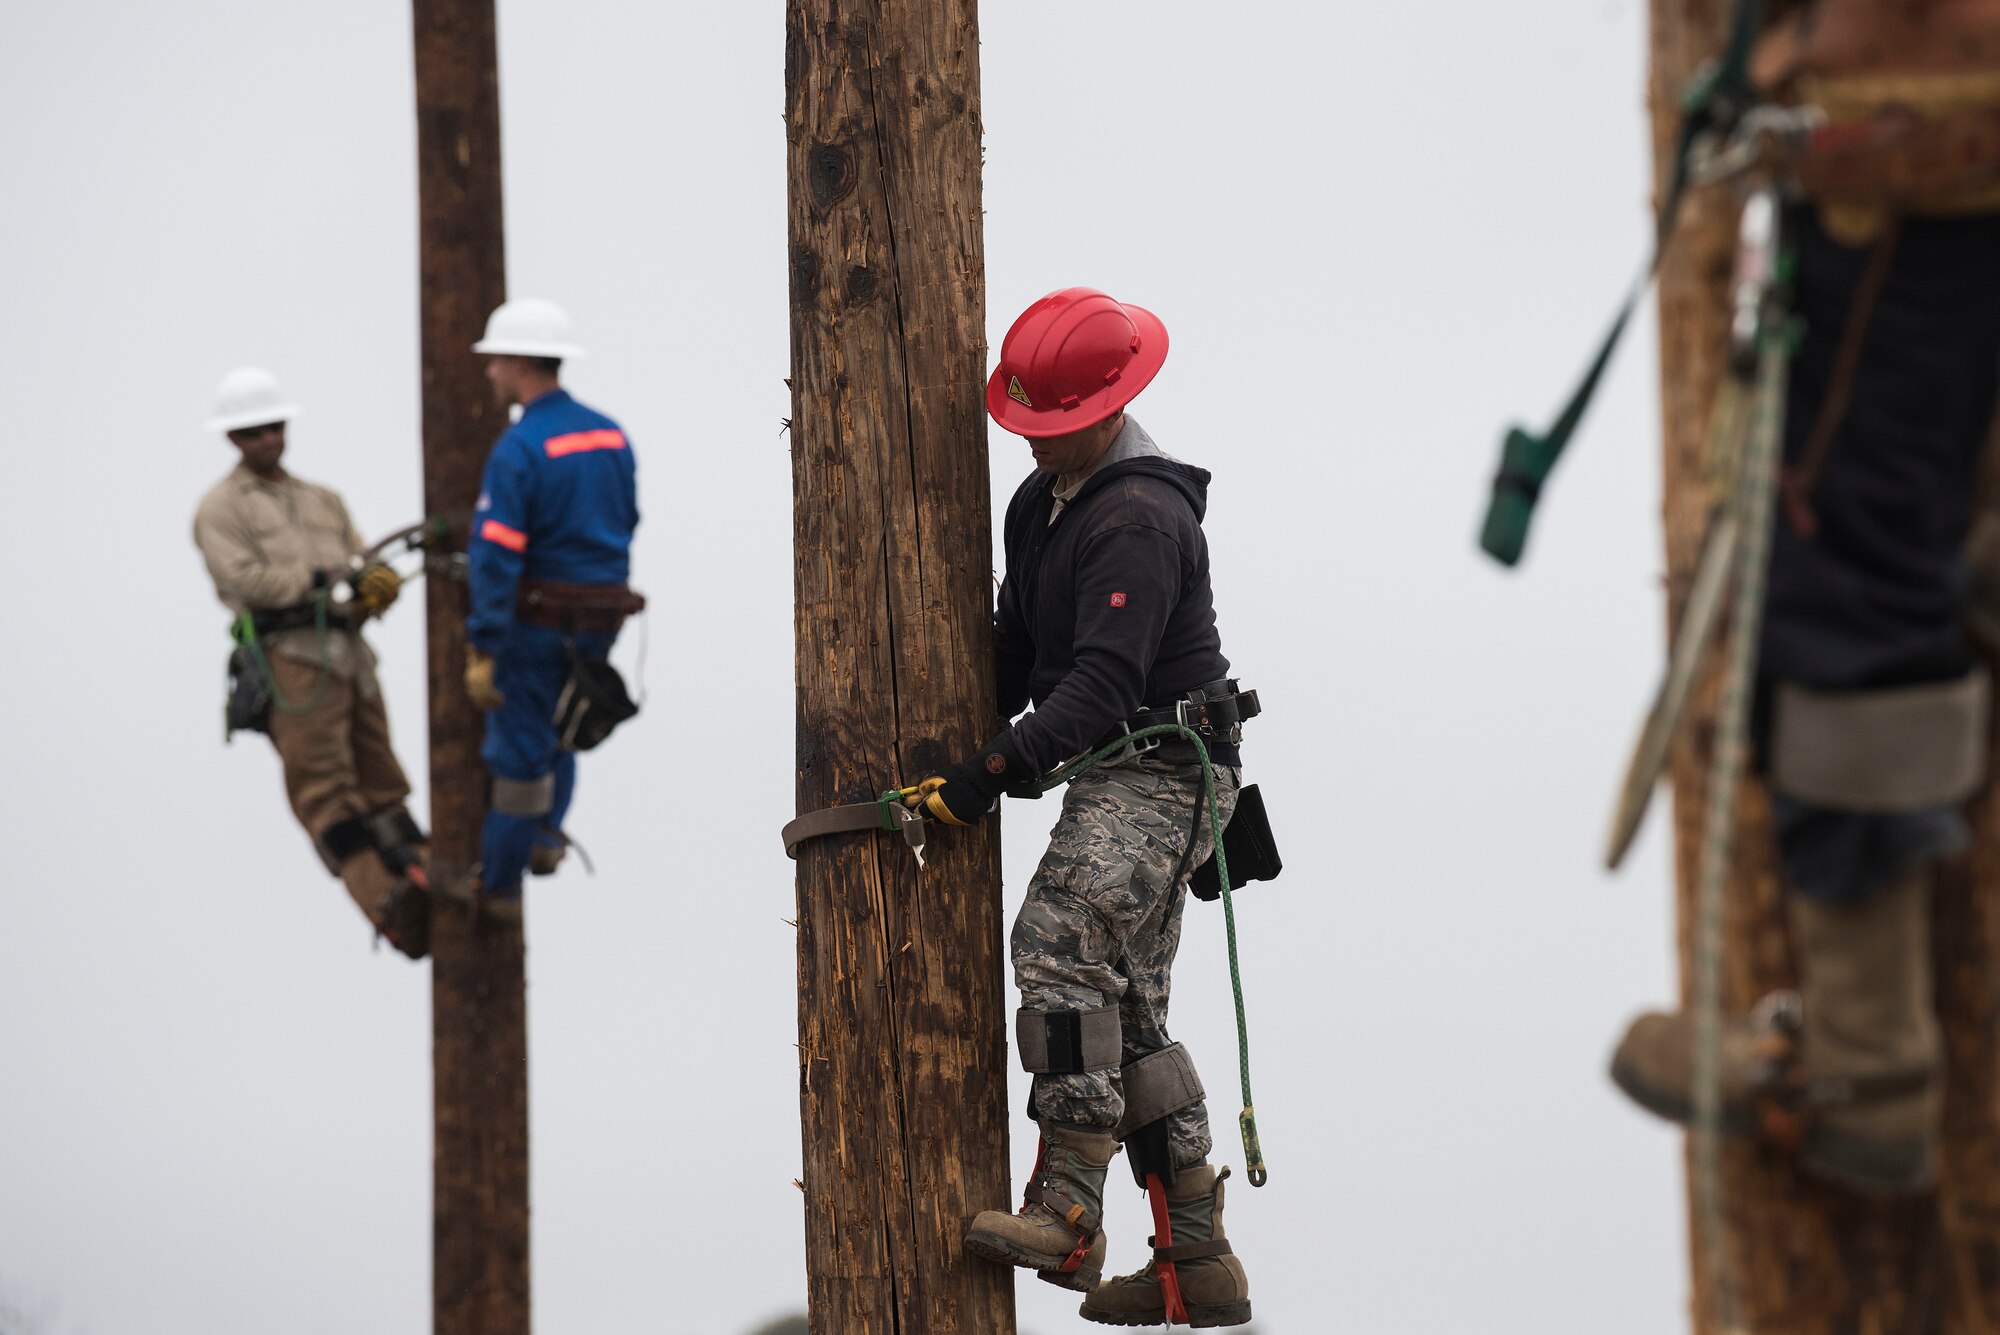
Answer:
[785,3,1017,1333]
[414,4,528,1333]
[1650,5,2000,1331]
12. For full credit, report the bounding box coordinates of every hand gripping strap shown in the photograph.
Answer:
[1016,1005,1122,1074]
[1114,1043,1206,1142]
[1772,670,1989,811]
[490,773,556,818]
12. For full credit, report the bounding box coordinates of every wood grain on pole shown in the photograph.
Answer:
[786,2,1017,1331]
[1649,4,2000,1330]
[413,3,528,1332]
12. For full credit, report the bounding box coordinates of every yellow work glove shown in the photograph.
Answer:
[464,647,505,711]
[902,765,992,826]
[352,563,403,619]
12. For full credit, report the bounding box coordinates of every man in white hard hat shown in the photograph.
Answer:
[461,300,642,917]
[193,366,432,959]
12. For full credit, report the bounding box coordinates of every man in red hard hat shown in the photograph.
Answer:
[910,288,1258,1328]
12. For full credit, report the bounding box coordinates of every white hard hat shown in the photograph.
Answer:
[206,366,301,434]
[472,297,586,360]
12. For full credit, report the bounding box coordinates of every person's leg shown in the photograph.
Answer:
[265,658,417,953]
[479,626,568,906]
[1084,761,1249,1329]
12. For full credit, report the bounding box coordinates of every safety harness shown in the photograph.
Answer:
[221,518,447,740]
[782,683,1279,1199]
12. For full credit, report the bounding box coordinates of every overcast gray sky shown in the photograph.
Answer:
[2,2,1688,1332]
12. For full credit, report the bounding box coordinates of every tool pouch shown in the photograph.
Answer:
[224,644,272,740]
[553,649,639,752]
[1190,783,1281,902]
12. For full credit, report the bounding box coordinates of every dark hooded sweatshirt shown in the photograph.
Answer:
[992,442,1236,776]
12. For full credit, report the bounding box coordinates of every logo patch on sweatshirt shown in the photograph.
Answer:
[1109,592,1127,608]
[1007,376,1032,408]
[985,754,1008,775]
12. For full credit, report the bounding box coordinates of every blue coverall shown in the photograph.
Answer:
[468,388,639,896]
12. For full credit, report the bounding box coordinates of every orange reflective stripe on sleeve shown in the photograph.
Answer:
[543,429,627,458]
[479,519,528,553]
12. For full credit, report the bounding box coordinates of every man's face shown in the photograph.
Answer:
[228,422,286,475]
[485,355,541,408]
[1028,412,1123,477]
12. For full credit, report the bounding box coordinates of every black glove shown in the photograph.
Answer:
[906,730,1029,826]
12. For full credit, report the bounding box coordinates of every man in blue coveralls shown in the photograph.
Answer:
[463,297,642,917]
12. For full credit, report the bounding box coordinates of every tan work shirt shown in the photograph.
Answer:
[193,464,378,690]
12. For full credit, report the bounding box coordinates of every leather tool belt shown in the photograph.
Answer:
[251,602,355,635]
[1789,72,2000,234]
[516,578,647,635]
[1094,678,1262,759]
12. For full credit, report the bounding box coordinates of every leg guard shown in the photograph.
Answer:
[1771,671,1988,813]
[1016,1005,1122,1075]
[1114,1044,1209,1326]
[1116,1043,1207,1189]
[313,815,376,875]
[490,773,556,818]
[483,774,555,895]
[368,807,429,888]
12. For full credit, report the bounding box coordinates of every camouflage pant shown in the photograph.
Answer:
[1015,753,1241,1168]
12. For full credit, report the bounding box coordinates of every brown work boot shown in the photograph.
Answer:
[966,1122,1116,1291]
[1789,868,1942,1195]
[1609,991,1800,1133]
[1080,1165,1251,1329]
[338,849,431,961]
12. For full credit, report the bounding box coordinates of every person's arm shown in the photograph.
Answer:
[194,496,316,610]
[993,573,1034,722]
[466,438,533,653]
[909,521,1183,825]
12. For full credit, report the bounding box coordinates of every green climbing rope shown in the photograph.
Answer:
[887,721,1268,1186]
[232,592,333,716]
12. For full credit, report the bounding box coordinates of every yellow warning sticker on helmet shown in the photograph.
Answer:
[1008,376,1032,408]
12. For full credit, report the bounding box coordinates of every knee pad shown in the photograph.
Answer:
[1772,671,1988,811]
[489,773,556,818]
[369,807,426,850]
[314,815,377,876]
[1115,1043,1206,1189]
[1016,1005,1121,1075]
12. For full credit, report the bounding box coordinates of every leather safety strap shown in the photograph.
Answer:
[1023,1180,1101,1241]
[781,799,927,860]
[1772,670,1989,811]
[1155,1238,1234,1263]
[1017,1005,1122,1074]
[1114,1043,1206,1142]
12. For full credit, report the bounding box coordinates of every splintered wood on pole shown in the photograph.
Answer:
[413,2,528,1333]
[786,2,1017,1332]
[1649,4,2000,1331]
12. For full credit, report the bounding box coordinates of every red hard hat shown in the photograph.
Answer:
[986,287,1169,438]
